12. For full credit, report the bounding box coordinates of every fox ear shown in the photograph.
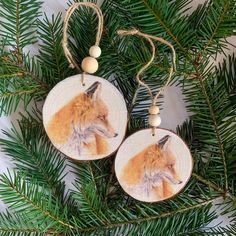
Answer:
[156,135,170,150]
[85,81,101,100]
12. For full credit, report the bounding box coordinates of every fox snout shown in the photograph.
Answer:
[163,165,182,185]
[166,175,182,185]
[92,125,118,138]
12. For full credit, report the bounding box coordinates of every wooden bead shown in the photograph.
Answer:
[148,106,159,115]
[148,114,161,127]
[81,57,98,74]
[89,45,101,58]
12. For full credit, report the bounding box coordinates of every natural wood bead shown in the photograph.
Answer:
[89,45,101,58]
[148,114,161,127]
[148,106,160,115]
[81,57,98,74]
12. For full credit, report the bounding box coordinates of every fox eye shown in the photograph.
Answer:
[98,115,106,121]
[168,164,174,169]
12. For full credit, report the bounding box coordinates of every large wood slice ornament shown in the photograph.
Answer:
[43,3,128,161]
[43,74,127,160]
[115,129,193,202]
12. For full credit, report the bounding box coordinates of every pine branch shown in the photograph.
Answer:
[0,211,45,236]
[109,0,193,58]
[0,0,42,64]
[197,0,236,55]
[70,198,218,235]
[178,56,236,194]
[218,54,236,101]
[0,0,48,115]
[70,159,113,221]
[0,53,48,116]
[0,53,47,87]
[0,172,74,233]
[196,66,228,190]
[37,13,72,85]
[192,173,225,195]
[0,111,67,202]
[216,54,236,196]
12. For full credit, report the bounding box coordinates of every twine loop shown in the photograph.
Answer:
[117,29,176,106]
[117,29,177,135]
[62,2,104,71]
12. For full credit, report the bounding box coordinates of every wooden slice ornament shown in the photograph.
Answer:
[43,3,127,161]
[43,74,127,160]
[115,29,193,202]
[115,128,193,202]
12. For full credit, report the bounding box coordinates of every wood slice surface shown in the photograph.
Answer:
[115,128,193,202]
[43,74,128,161]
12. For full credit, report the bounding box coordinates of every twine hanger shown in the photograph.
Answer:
[117,29,176,135]
[62,2,104,73]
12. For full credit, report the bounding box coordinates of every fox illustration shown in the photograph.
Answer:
[121,135,182,200]
[46,81,118,156]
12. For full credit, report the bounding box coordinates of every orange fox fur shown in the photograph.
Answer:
[121,136,182,199]
[46,82,117,156]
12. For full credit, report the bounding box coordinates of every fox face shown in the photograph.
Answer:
[121,135,182,199]
[46,81,118,156]
[70,82,117,138]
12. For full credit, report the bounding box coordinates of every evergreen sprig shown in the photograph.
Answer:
[0,0,42,63]
[0,0,236,234]
[0,51,48,115]
[37,13,72,86]
[194,0,236,54]
[0,111,67,201]
[0,211,45,236]
[0,172,73,234]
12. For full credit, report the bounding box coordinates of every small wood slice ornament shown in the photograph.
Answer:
[115,29,193,202]
[115,128,193,202]
[43,3,127,161]
[43,74,127,161]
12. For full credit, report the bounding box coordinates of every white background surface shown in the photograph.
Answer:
[0,0,235,229]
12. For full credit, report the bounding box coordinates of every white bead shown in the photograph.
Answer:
[148,115,161,127]
[89,45,101,58]
[81,57,98,74]
[148,106,160,115]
